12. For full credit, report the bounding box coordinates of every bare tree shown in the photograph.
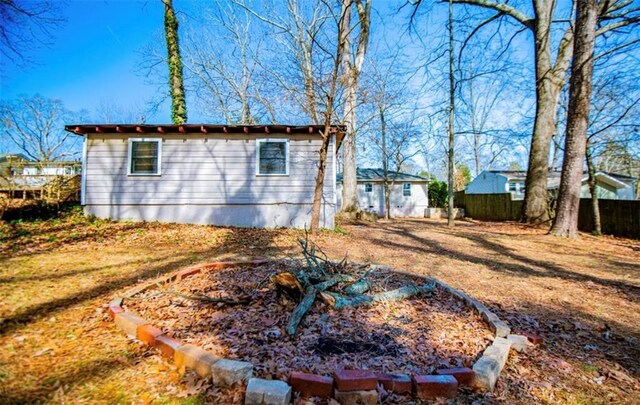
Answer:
[446,0,457,227]
[162,0,188,124]
[93,98,148,124]
[0,95,82,162]
[550,0,599,238]
[413,0,639,225]
[584,70,640,233]
[310,2,350,232]
[457,63,515,175]
[340,0,371,213]
[233,0,332,124]
[181,4,276,124]
[0,0,64,68]
[231,0,347,231]
[358,47,419,219]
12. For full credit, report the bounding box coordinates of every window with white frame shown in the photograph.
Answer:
[509,182,517,192]
[403,183,411,196]
[257,139,289,175]
[129,139,161,175]
[365,183,372,193]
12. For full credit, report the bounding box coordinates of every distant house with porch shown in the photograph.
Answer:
[466,170,637,200]
[336,168,429,217]
[1,154,81,199]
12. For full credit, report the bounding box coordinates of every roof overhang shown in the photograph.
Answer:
[593,172,630,189]
[65,124,345,138]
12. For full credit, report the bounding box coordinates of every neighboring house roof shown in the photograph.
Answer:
[484,170,563,189]
[0,153,32,163]
[601,171,638,182]
[485,170,631,190]
[337,168,428,183]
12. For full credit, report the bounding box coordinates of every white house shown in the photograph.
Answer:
[336,168,429,217]
[65,124,343,229]
[1,154,81,189]
[466,170,637,200]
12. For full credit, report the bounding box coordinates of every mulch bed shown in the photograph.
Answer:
[126,260,491,381]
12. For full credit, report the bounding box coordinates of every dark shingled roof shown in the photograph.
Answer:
[337,168,428,183]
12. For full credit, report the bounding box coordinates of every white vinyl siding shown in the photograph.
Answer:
[337,181,428,217]
[84,134,334,206]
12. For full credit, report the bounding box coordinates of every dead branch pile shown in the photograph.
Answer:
[272,236,435,335]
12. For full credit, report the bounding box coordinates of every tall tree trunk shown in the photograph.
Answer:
[585,141,601,235]
[340,2,359,213]
[162,0,187,124]
[447,0,456,228]
[550,0,597,238]
[521,4,562,225]
[520,0,574,225]
[340,0,370,213]
[310,1,346,233]
[380,105,391,219]
[310,131,332,233]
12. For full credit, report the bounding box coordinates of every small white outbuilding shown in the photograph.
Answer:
[65,124,344,229]
[336,168,429,217]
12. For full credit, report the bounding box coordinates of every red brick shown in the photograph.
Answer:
[176,266,202,280]
[525,333,543,345]
[375,373,413,394]
[435,368,475,386]
[201,259,270,272]
[250,259,270,266]
[333,389,377,405]
[333,370,377,392]
[137,324,164,346]
[154,334,183,358]
[413,375,458,399]
[201,261,238,271]
[108,305,124,319]
[289,372,333,398]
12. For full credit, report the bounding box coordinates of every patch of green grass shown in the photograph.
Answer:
[153,394,206,405]
[580,363,599,374]
[322,224,349,236]
[0,367,9,384]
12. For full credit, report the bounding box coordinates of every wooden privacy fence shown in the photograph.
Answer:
[454,192,522,222]
[455,191,640,239]
[577,199,640,239]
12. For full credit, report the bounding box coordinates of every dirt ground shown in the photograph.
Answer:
[126,261,490,386]
[1,207,639,404]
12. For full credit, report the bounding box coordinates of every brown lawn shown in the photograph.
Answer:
[1,206,639,404]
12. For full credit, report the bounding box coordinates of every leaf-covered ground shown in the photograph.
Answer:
[1,205,639,404]
[127,261,489,388]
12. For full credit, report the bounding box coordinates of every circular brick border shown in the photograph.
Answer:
[107,260,539,404]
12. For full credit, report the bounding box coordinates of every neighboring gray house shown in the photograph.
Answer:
[466,170,637,200]
[65,124,343,228]
[336,168,429,217]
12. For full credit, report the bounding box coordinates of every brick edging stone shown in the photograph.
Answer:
[107,260,533,404]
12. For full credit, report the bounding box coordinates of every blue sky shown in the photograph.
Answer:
[0,0,535,171]
[1,0,170,121]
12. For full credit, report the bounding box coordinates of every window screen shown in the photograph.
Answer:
[258,140,288,175]
[403,183,411,196]
[130,140,160,175]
